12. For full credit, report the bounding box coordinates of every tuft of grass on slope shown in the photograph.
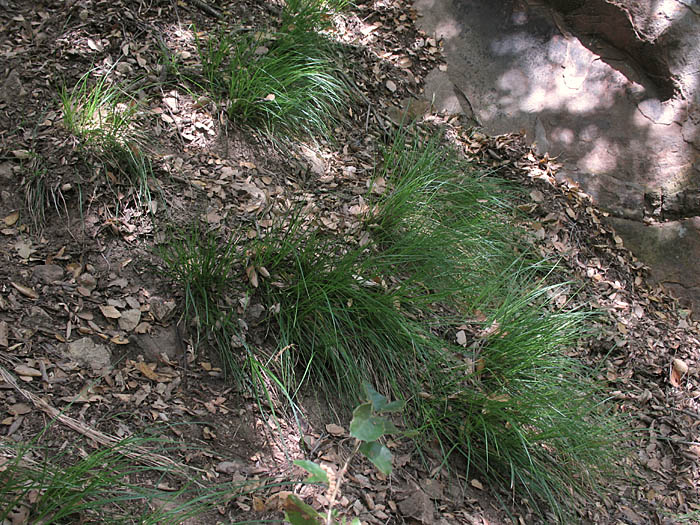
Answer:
[416,274,622,521]
[19,151,66,231]
[366,127,523,305]
[61,69,159,212]
[251,216,442,402]
[157,223,251,384]
[196,22,346,139]
[0,428,286,524]
[154,121,625,520]
[280,0,335,34]
[246,126,625,520]
[61,69,145,152]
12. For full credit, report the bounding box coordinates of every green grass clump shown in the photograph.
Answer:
[1,437,179,523]
[19,151,66,230]
[61,70,158,211]
[196,17,346,139]
[367,127,520,303]
[157,224,250,383]
[280,0,335,34]
[0,427,284,524]
[155,123,624,519]
[61,70,142,150]
[246,127,624,520]
[251,219,440,401]
[417,278,619,520]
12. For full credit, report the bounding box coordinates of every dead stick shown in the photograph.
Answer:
[0,365,192,473]
[185,0,222,19]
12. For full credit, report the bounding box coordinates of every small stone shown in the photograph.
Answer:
[32,264,64,284]
[65,337,112,371]
[216,460,243,474]
[78,273,97,292]
[131,326,180,361]
[151,297,176,322]
[116,62,132,74]
[118,308,141,331]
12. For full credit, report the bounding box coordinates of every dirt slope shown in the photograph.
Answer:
[0,0,699,523]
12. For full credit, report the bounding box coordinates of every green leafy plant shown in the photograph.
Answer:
[286,383,404,525]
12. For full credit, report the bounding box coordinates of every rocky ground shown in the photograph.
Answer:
[1,0,700,523]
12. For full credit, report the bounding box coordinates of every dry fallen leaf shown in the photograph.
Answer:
[4,211,19,226]
[118,309,141,331]
[8,403,32,416]
[14,364,42,377]
[137,361,161,381]
[326,423,345,436]
[246,266,259,288]
[0,321,8,347]
[100,304,121,319]
[670,358,688,387]
[10,282,38,299]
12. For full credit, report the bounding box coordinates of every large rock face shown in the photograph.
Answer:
[544,0,700,220]
[414,0,700,309]
[546,0,700,103]
[543,0,700,309]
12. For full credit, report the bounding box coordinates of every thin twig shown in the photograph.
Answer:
[184,0,222,19]
[0,365,200,477]
[326,440,361,525]
[669,406,700,421]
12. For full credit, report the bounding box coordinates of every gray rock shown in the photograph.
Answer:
[1,70,26,103]
[0,162,13,181]
[31,264,64,284]
[66,337,112,371]
[118,308,141,332]
[607,216,700,310]
[150,297,176,323]
[421,69,464,116]
[25,306,54,332]
[131,325,181,361]
[414,0,700,313]
[215,460,246,475]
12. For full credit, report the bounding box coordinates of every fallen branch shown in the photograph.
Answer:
[185,0,222,19]
[0,365,192,475]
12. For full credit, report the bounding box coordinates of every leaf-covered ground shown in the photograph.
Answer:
[1,0,699,523]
